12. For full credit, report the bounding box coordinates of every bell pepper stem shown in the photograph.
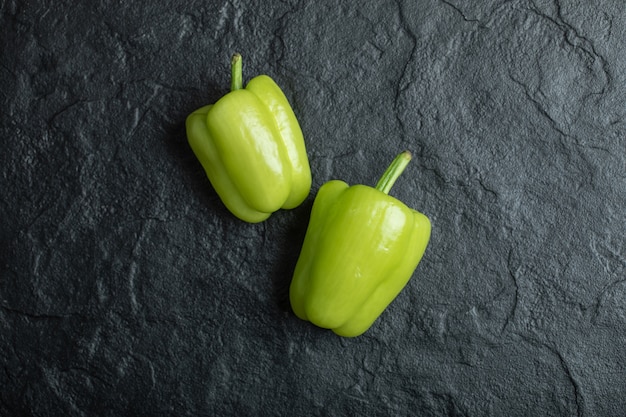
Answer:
[230,53,243,91]
[375,151,412,194]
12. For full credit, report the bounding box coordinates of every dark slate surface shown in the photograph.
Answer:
[2,1,625,416]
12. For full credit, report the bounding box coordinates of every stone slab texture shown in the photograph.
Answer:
[1,0,625,416]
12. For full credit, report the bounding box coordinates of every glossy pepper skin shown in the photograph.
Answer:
[289,151,431,337]
[186,53,311,223]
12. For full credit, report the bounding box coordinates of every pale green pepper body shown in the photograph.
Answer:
[289,152,431,337]
[186,54,311,223]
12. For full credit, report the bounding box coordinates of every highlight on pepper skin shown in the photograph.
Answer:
[185,53,312,223]
[289,151,431,337]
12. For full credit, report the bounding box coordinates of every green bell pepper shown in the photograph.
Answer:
[186,53,311,223]
[289,151,431,337]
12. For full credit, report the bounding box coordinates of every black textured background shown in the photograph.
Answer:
[2,1,626,416]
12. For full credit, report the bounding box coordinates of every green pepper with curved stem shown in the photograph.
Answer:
[186,53,311,223]
[289,151,431,337]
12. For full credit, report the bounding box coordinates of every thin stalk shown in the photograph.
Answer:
[230,53,243,91]
[375,151,412,194]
